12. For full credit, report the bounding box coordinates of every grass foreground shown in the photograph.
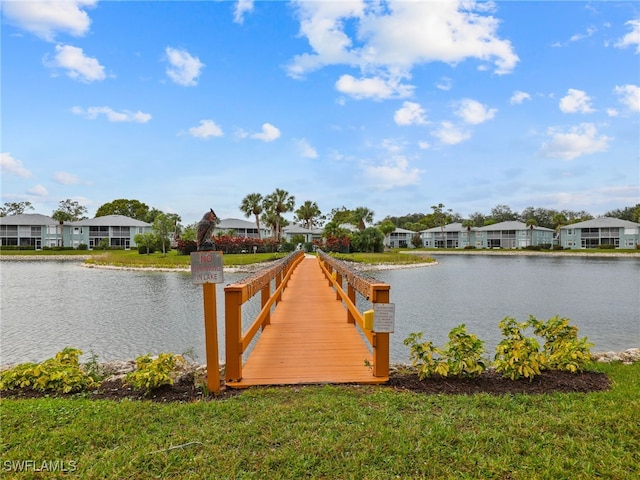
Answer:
[1,362,638,479]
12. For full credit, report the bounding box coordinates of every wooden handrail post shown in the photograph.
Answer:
[275,271,282,303]
[370,284,390,378]
[224,286,244,382]
[347,284,356,324]
[261,284,270,327]
[202,283,220,393]
[335,272,342,301]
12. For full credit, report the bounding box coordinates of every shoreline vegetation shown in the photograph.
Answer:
[0,248,638,273]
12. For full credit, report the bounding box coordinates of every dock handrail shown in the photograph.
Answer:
[316,250,390,377]
[224,250,304,382]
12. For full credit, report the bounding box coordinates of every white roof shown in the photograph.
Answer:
[0,213,58,226]
[72,215,151,227]
[216,218,262,230]
[559,217,640,229]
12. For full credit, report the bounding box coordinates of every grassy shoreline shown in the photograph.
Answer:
[1,361,638,479]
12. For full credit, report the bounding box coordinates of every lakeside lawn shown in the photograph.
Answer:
[1,361,638,479]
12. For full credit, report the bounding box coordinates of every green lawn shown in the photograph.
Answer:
[1,362,638,479]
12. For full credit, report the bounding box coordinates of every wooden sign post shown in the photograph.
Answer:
[190,250,224,393]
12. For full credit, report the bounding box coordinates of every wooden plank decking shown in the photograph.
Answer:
[226,256,387,388]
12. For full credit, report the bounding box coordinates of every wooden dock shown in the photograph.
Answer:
[226,257,387,388]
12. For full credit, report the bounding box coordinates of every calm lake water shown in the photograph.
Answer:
[1,256,638,365]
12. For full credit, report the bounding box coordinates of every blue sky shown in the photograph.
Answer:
[1,0,638,226]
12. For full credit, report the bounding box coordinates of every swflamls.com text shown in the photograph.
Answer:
[2,460,77,473]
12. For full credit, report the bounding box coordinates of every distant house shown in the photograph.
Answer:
[213,218,270,239]
[420,222,470,248]
[0,213,152,249]
[0,213,61,249]
[386,227,416,248]
[420,221,555,249]
[71,215,152,249]
[559,217,640,249]
[282,225,323,243]
[475,221,555,249]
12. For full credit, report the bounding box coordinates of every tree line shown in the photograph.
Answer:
[1,198,638,254]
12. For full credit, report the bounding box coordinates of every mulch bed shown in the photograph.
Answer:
[1,368,611,402]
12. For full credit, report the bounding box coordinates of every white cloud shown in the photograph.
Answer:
[297,138,318,158]
[251,123,281,142]
[538,123,611,160]
[287,0,518,83]
[614,84,640,112]
[394,101,427,126]
[335,74,413,100]
[418,141,430,150]
[165,47,204,86]
[53,172,80,185]
[2,0,95,42]
[432,121,471,145]
[188,120,223,139]
[510,90,531,105]
[570,26,596,43]
[0,153,32,178]
[28,185,49,197]
[606,108,619,117]
[45,44,105,83]
[233,0,254,24]
[361,156,423,190]
[71,106,151,123]
[615,19,640,54]
[559,89,595,114]
[455,98,497,124]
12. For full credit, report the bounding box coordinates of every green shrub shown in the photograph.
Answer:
[138,245,155,254]
[529,315,593,373]
[597,244,615,249]
[404,325,486,379]
[494,317,546,381]
[463,245,476,249]
[0,347,95,393]
[124,353,185,392]
[78,243,89,250]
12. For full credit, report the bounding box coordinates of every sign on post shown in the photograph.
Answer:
[190,251,224,284]
[373,303,395,333]
[190,250,224,394]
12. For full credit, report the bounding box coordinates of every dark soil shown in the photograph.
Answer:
[1,368,611,403]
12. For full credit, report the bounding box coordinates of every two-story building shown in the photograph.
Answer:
[213,218,271,239]
[559,217,640,249]
[386,227,416,248]
[420,221,555,248]
[0,213,152,249]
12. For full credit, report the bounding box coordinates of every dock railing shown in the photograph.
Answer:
[316,250,391,377]
[224,250,304,382]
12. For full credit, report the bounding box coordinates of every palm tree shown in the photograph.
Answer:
[526,218,537,247]
[240,193,264,239]
[431,203,452,248]
[462,219,474,247]
[294,200,322,230]
[263,188,295,242]
[552,213,567,247]
[351,206,374,231]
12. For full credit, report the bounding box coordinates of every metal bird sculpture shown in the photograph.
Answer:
[196,209,219,251]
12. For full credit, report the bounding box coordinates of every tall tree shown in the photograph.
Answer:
[239,193,264,238]
[0,201,34,216]
[152,212,175,256]
[263,188,295,242]
[294,200,323,229]
[490,204,518,223]
[52,199,88,247]
[431,203,452,248]
[95,199,150,221]
[604,204,640,223]
[351,206,374,231]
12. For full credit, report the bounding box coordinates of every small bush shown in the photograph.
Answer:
[463,245,476,249]
[138,245,156,254]
[597,244,615,249]
[124,353,185,392]
[529,315,593,373]
[494,317,546,381]
[0,347,95,393]
[404,325,486,379]
[78,243,89,250]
